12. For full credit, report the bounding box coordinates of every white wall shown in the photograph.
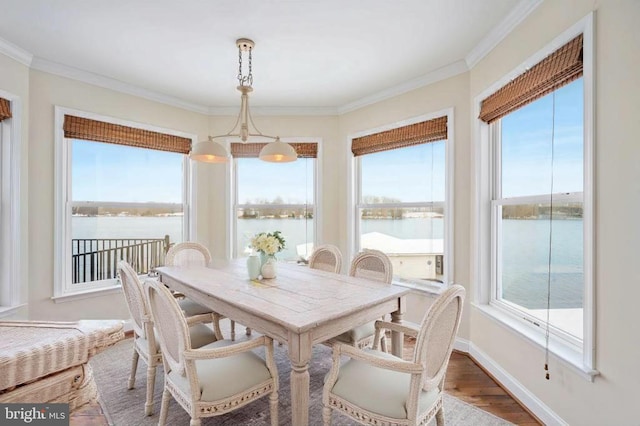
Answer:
[0,53,29,319]
[469,1,640,424]
[338,72,472,338]
[27,70,210,321]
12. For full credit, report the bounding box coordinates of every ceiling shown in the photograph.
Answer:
[0,0,540,112]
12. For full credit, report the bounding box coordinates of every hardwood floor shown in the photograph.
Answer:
[71,334,540,425]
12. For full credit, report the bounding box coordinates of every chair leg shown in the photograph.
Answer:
[158,387,170,426]
[189,419,202,426]
[246,327,252,336]
[128,349,139,389]
[269,391,279,426]
[230,320,236,341]
[145,365,156,416]
[323,406,332,425]
[435,407,445,426]
[380,334,388,353]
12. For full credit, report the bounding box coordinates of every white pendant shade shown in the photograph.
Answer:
[189,139,229,163]
[259,138,298,163]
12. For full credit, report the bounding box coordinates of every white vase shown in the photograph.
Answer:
[261,256,277,279]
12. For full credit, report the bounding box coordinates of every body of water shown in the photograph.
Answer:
[73,216,583,310]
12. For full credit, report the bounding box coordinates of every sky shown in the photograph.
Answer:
[72,78,583,205]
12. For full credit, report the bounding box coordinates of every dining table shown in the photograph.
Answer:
[156,259,409,426]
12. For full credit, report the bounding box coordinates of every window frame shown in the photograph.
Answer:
[53,106,197,300]
[349,109,455,291]
[230,139,321,262]
[0,90,22,316]
[473,13,596,379]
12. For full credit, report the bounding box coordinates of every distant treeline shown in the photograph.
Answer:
[502,204,583,219]
[72,206,183,217]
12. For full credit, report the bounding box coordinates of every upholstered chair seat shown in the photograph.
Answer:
[167,340,274,402]
[329,349,441,419]
[323,285,466,426]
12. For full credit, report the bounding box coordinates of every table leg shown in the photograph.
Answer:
[288,332,312,426]
[391,296,406,358]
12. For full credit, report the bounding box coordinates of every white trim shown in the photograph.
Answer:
[51,284,123,303]
[32,58,210,114]
[54,106,197,297]
[453,336,470,353]
[0,304,27,319]
[338,61,468,115]
[0,36,33,67]
[0,90,22,309]
[465,0,544,68]
[208,106,338,116]
[466,339,569,426]
[581,11,597,372]
[444,108,455,285]
[472,12,597,374]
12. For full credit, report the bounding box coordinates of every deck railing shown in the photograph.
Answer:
[71,236,170,284]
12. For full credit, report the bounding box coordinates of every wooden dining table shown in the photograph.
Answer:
[156,260,409,426]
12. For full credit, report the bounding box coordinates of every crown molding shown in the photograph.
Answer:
[0,37,33,67]
[208,105,338,116]
[337,60,468,115]
[465,0,543,69]
[1,0,539,117]
[30,57,211,115]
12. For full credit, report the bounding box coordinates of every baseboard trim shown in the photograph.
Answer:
[454,337,567,426]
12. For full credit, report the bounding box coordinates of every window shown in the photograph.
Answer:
[232,142,317,262]
[55,109,194,298]
[492,79,584,344]
[0,95,21,312]
[353,113,452,287]
[476,19,595,375]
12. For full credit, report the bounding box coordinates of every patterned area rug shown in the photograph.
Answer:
[91,338,513,426]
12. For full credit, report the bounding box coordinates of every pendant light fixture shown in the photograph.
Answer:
[189,38,297,163]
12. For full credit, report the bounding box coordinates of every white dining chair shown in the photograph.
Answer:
[166,241,251,340]
[308,244,343,274]
[118,260,221,416]
[323,284,465,426]
[331,249,393,350]
[146,278,279,426]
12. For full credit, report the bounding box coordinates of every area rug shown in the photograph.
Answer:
[91,339,513,426]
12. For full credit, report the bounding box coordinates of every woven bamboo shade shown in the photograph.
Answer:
[479,34,583,124]
[63,115,191,154]
[0,98,11,122]
[231,142,318,158]
[351,116,447,157]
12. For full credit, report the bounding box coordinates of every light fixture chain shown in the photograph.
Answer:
[247,46,253,86]
[237,45,243,86]
[237,44,254,87]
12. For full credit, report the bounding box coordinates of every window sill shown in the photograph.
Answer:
[473,302,599,382]
[52,285,123,303]
[0,304,27,318]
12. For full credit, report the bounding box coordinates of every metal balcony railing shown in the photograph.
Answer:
[71,236,170,284]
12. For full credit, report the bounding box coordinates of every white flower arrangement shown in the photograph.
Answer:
[250,231,286,256]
